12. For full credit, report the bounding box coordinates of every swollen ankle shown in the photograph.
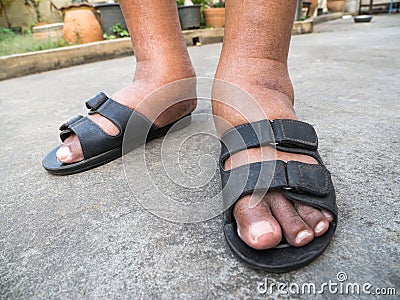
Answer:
[135,59,196,83]
[212,59,296,129]
[212,80,296,133]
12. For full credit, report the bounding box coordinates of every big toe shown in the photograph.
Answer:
[56,135,84,163]
[234,193,282,250]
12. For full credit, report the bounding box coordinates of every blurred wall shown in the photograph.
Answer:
[0,0,64,30]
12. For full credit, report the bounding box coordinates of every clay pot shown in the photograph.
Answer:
[62,4,103,44]
[327,0,346,13]
[203,8,225,28]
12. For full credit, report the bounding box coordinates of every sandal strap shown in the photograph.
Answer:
[86,92,145,133]
[220,119,318,164]
[69,117,118,159]
[59,115,84,131]
[221,160,331,199]
[58,92,155,159]
[221,160,337,218]
[60,115,85,142]
[85,92,108,111]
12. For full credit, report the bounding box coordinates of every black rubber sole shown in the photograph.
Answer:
[223,214,337,273]
[43,114,192,176]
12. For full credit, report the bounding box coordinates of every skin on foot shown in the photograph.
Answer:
[56,61,197,164]
[226,146,334,250]
[213,63,334,251]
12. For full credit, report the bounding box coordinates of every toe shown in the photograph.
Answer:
[294,202,330,237]
[56,135,84,163]
[55,114,118,164]
[268,191,314,247]
[56,146,72,162]
[234,193,282,250]
[321,209,334,222]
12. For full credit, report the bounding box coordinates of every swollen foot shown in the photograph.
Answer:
[56,61,196,163]
[213,62,333,250]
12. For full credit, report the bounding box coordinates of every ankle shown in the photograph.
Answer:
[212,59,296,133]
[134,57,196,84]
[215,57,294,101]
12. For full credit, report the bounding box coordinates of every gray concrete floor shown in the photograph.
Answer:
[1,15,399,299]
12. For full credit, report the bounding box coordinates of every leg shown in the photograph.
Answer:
[213,0,334,250]
[57,0,196,163]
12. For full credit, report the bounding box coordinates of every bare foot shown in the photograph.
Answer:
[56,60,196,163]
[213,59,334,250]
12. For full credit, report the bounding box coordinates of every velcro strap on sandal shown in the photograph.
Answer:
[271,119,318,150]
[85,92,137,132]
[220,119,318,164]
[59,115,84,131]
[59,115,85,142]
[96,98,136,132]
[220,120,274,164]
[85,92,108,112]
[286,161,330,195]
[221,160,331,208]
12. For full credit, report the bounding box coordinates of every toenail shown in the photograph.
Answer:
[315,221,327,234]
[295,230,312,244]
[56,147,71,161]
[249,221,274,242]
[321,210,333,220]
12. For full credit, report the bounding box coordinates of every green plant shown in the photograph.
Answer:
[177,0,207,7]
[112,23,129,37]
[0,26,15,40]
[103,33,114,40]
[0,32,70,56]
[204,0,225,8]
[104,23,129,40]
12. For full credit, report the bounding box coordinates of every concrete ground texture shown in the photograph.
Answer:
[0,15,399,299]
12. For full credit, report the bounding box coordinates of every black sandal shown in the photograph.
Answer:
[43,92,191,175]
[219,119,338,272]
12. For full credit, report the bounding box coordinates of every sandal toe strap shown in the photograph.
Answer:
[57,92,155,159]
[68,117,121,159]
[59,115,84,131]
[221,160,337,221]
[59,115,85,142]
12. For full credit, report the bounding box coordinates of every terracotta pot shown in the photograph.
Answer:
[204,8,225,28]
[327,0,346,13]
[62,4,103,44]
